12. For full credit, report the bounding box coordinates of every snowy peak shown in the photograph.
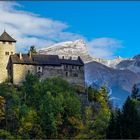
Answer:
[39,39,93,62]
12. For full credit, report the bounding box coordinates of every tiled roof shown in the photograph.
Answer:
[0,31,16,42]
[10,54,84,66]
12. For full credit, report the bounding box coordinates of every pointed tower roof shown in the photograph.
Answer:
[0,31,16,42]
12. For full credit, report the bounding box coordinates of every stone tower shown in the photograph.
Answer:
[0,31,16,83]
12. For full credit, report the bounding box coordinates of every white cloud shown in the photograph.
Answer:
[87,38,123,59]
[0,2,83,52]
[0,2,123,58]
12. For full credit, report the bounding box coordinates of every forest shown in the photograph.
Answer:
[0,74,140,139]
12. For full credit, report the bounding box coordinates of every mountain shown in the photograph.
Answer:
[39,39,140,107]
[85,61,140,107]
[116,55,140,74]
[39,39,93,63]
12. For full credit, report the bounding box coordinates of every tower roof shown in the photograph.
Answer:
[0,31,16,42]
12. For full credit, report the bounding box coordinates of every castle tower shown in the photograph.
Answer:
[0,31,16,83]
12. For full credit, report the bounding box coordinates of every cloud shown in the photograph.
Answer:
[0,2,123,59]
[87,38,123,59]
[0,2,83,52]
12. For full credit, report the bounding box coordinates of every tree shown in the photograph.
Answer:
[0,129,14,139]
[121,97,140,139]
[0,96,5,122]
[106,109,122,139]
[131,84,139,100]
[29,46,37,55]
[39,77,82,138]
[76,86,111,139]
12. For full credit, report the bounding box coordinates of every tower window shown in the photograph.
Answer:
[73,73,78,77]
[28,70,31,74]
[72,65,74,69]
[3,42,6,44]
[66,72,68,77]
[9,42,12,45]
[5,52,9,55]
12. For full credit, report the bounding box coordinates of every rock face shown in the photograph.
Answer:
[85,61,140,107]
[116,55,140,74]
[39,40,140,107]
[39,39,93,63]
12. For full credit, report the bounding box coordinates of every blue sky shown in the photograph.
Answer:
[0,1,140,59]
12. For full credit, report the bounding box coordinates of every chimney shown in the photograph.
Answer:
[19,52,22,60]
[29,51,32,59]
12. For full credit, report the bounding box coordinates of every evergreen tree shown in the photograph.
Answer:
[29,46,37,55]
[131,84,139,100]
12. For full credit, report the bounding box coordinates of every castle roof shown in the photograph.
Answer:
[10,54,84,66]
[0,31,16,42]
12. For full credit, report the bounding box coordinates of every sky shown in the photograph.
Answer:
[0,1,140,59]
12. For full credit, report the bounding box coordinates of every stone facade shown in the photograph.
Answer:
[0,31,85,88]
[11,63,85,87]
[0,41,15,83]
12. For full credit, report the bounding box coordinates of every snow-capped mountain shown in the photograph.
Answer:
[85,61,140,107]
[116,55,140,74]
[39,39,130,68]
[39,39,93,63]
[38,39,140,107]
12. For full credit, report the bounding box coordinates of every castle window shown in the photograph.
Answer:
[70,56,72,59]
[72,65,74,69]
[62,56,64,59]
[3,42,6,44]
[66,72,68,77]
[28,70,31,74]
[5,52,9,55]
[65,65,68,69]
[11,52,13,55]
[9,42,12,45]
[37,66,42,73]
[73,73,78,77]
[79,66,81,70]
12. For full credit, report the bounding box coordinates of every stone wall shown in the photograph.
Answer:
[0,41,15,83]
[12,64,36,85]
[12,63,85,87]
[38,64,85,87]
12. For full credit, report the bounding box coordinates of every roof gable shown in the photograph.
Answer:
[0,31,16,42]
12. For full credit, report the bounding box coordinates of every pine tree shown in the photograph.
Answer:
[121,96,140,139]
[131,84,139,100]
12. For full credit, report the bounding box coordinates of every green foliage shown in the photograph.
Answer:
[0,75,113,139]
[29,46,37,55]
[107,93,140,139]
[131,84,140,100]
[77,86,111,139]
[0,129,14,139]
[38,77,82,138]
[0,96,5,121]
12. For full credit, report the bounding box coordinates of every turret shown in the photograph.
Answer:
[0,31,16,83]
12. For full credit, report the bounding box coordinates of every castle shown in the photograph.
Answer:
[0,31,85,87]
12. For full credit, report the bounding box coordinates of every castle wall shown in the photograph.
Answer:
[37,64,85,87]
[12,64,36,85]
[12,63,85,87]
[0,42,15,83]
